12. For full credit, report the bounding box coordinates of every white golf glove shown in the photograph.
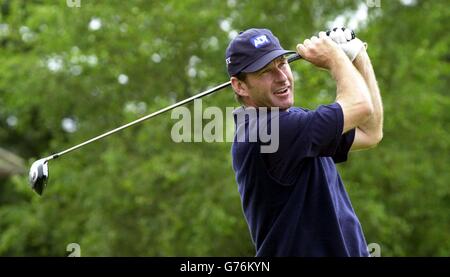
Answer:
[328,27,367,61]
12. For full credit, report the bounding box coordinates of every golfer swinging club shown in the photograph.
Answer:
[227,28,383,256]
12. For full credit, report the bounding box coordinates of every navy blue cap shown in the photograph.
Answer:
[225,28,295,77]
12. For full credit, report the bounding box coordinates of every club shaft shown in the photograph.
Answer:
[51,81,231,159]
[49,53,302,160]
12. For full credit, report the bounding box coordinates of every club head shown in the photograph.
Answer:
[29,158,49,195]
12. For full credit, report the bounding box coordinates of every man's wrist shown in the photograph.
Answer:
[353,48,369,67]
[330,52,353,77]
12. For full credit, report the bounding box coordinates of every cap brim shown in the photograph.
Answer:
[241,49,296,73]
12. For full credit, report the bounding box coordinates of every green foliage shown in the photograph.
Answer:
[0,0,448,256]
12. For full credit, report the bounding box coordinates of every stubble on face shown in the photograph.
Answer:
[242,56,294,110]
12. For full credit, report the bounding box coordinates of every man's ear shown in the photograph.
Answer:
[230,77,250,98]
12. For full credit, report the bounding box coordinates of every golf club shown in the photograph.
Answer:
[27,53,303,195]
[29,28,355,195]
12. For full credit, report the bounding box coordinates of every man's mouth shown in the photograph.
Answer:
[273,86,290,96]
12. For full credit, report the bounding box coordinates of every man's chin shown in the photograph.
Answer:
[274,99,293,110]
[279,105,292,111]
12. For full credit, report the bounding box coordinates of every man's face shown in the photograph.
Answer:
[237,56,294,110]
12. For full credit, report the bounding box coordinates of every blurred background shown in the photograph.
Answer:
[0,0,448,256]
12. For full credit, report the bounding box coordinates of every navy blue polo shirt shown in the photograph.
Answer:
[231,102,369,257]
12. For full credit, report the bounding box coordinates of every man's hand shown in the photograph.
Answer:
[328,28,367,62]
[296,32,348,70]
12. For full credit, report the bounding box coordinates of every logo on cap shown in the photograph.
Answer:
[225,57,231,67]
[251,35,270,48]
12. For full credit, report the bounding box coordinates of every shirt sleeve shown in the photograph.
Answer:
[329,102,356,163]
[284,102,348,157]
[332,128,355,163]
[261,103,354,184]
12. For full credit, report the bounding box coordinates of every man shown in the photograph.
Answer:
[226,28,383,256]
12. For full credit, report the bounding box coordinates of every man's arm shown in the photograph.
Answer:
[350,49,383,151]
[297,32,374,133]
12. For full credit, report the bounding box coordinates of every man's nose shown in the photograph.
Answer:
[274,68,288,83]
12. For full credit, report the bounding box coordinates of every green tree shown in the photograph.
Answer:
[0,0,448,256]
